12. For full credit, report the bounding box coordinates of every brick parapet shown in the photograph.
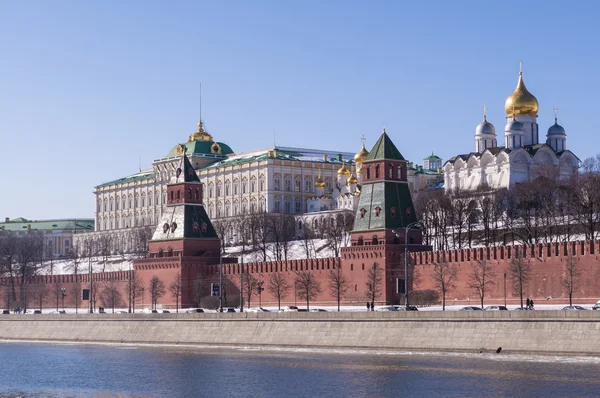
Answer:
[410,240,600,265]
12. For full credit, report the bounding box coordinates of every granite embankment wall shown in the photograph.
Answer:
[2,311,600,356]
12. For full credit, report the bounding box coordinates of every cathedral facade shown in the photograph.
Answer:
[443,68,579,192]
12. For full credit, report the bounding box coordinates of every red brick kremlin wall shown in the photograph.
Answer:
[411,240,600,306]
[5,240,600,310]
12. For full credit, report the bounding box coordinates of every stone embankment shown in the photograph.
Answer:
[2,311,600,356]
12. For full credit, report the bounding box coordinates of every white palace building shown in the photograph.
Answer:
[443,66,579,192]
[83,119,442,254]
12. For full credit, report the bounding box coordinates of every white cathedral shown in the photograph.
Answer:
[444,67,580,191]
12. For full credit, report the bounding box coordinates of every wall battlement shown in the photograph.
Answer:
[410,240,599,265]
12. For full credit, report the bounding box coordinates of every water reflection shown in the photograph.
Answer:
[1,342,599,397]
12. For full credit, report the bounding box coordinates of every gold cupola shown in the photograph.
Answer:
[348,173,358,185]
[354,142,369,163]
[188,120,214,142]
[505,71,539,117]
[337,163,351,176]
[314,174,325,188]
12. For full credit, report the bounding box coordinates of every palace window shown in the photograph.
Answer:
[225,182,230,196]
[251,179,256,193]
[305,180,311,193]
[284,179,291,191]
[259,178,265,191]
[274,200,281,212]
[295,201,301,213]
[217,182,222,196]
[242,180,247,194]
[274,178,280,191]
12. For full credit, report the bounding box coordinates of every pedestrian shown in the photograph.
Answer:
[371,302,375,311]
[530,299,534,310]
[366,302,370,311]
[526,298,530,310]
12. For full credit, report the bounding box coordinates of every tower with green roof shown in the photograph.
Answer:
[341,129,430,305]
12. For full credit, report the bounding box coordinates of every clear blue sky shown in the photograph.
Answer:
[1,1,598,220]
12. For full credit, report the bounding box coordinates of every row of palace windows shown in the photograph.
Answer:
[99,193,166,213]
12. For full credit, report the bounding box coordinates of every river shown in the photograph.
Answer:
[1,342,600,397]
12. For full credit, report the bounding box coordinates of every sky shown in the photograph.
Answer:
[1,1,599,220]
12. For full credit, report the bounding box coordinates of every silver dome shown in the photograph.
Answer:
[476,120,496,136]
[506,119,523,131]
[547,122,566,136]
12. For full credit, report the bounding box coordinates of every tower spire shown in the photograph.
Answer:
[483,104,487,121]
[519,60,523,74]
[199,82,202,123]
[554,107,558,124]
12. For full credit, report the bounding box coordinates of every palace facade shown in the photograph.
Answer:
[85,119,442,254]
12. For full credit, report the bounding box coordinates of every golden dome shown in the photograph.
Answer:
[314,175,325,188]
[188,120,214,142]
[354,143,369,163]
[337,164,351,176]
[348,174,358,185]
[505,72,539,117]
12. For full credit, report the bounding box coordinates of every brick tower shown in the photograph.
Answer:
[341,129,430,305]
[133,154,223,308]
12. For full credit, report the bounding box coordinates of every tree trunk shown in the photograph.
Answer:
[442,292,446,311]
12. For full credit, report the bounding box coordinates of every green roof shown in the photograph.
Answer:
[166,141,234,158]
[96,172,153,188]
[424,153,441,160]
[0,218,95,232]
[352,181,417,232]
[364,130,405,162]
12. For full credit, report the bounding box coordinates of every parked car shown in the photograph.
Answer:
[223,308,236,313]
[33,310,42,314]
[459,306,483,311]
[297,309,309,312]
[248,308,270,312]
[2,310,10,315]
[151,309,159,314]
[514,307,532,310]
[283,306,299,312]
[162,310,171,313]
[393,305,419,311]
[376,306,399,311]
[592,301,600,310]
[562,305,587,310]
[309,308,327,312]
[484,306,509,311]
[186,308,204,313]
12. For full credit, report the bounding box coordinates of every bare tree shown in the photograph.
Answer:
[101,279,124,313]
[97,235,113,272]
[192,275,204,307]
[242,272,257,309]
[328,265,349,311]
[128,272,145,312]
[267,272,291,310]
[322,213,351,257]
[509,252,532,309]
[468,259,495,309]
[562,254,582,306]
[15,232,44,311]
[298,220,316,259]
[432,259,457,310]
[132,226,153,258]
[365,262,383,309]
[52,283,62,311]
[71,280,82,314]
[31,283,48,311]
[295,270,322,310]
[169,272,182,313]
[149,275,166,310]
[0,233,18,306]
[66,244,83,275]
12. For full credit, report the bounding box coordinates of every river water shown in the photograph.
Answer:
[1,342,600,397]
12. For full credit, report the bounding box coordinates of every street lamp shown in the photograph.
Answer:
[294,281,297,307]
[219,241,223,313]
[504,273,507,307]
[393,220,423,310]
[257,280,264,308]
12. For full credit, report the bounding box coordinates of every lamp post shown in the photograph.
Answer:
[219,241,223,313]
[394,220,423,310]
[294,281,297,307]
[504,273,507,307]
[257,280,264,308]
[61,288,66,311]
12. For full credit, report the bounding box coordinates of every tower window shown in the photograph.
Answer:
[366,167,371,180]
[375,165,380,178]
[388,164,393,179]
[374,207,381,217]
[360,208,366,218]
[391,207,396,217]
